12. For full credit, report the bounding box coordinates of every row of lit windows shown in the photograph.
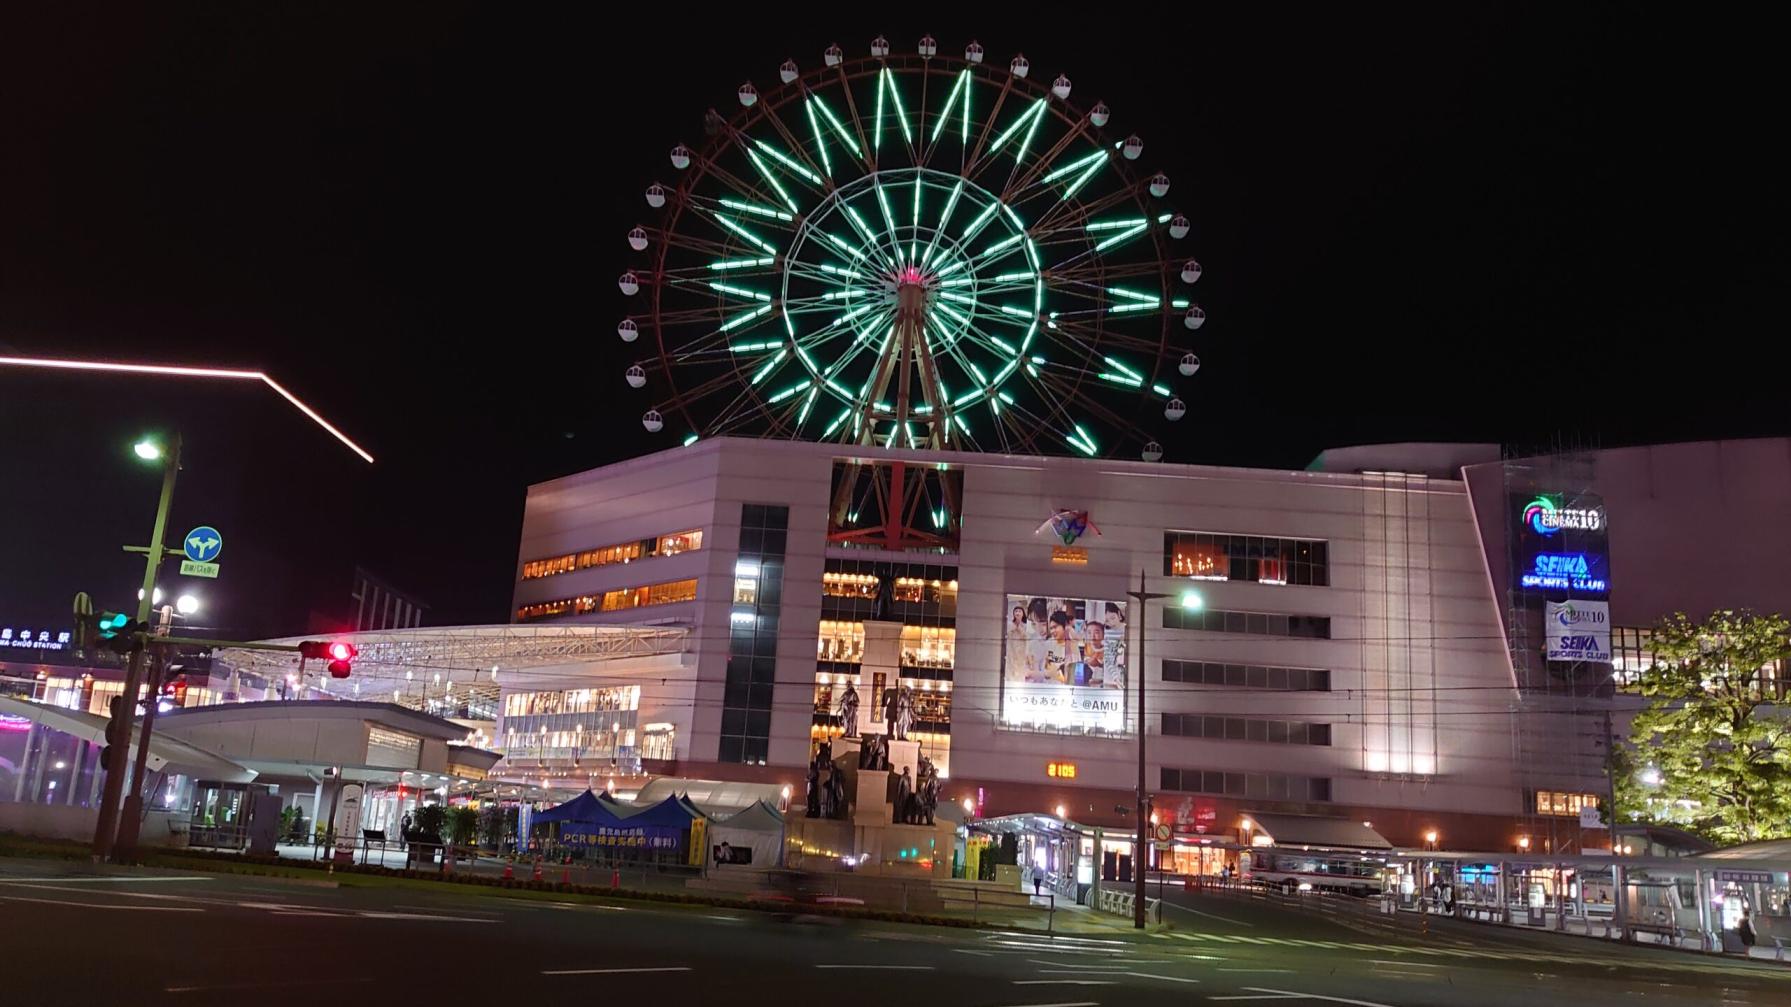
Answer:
[1162,660,1332,691]
[519,529,703,581]
[503,685,641,718]
[1160,767,1332,803]
[813,676,953,721]
[1162,607,1332,638]
[1162,713,1332,746]
[814,621,957,668]
[1610,625,1787,696]
[1534,790,1601,817]
[1165,532,1329,586]
[515,578,698,622]
[820,572,960,603]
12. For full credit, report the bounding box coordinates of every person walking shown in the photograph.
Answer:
[1738,910,1757,950]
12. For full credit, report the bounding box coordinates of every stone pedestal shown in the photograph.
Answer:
[885,738,920,780]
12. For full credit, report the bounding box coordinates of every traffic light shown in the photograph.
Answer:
[98,694,132,769]
[298,640,357,678]
[95,612,149,655]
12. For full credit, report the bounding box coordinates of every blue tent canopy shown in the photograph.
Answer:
[532,790,701,829]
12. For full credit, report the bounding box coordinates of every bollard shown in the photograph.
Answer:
[532,855,543,882]
[502,855,514,881]
[611,867,621,889]
[561,859,572,886]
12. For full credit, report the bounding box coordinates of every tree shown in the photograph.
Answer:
[1615,610,1791,844]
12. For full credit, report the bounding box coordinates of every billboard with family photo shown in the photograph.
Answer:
[1000,594,1129,733]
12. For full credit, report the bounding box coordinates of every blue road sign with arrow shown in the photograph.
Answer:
[183,526,223,563]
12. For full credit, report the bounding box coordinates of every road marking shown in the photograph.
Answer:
[1230,988,1396,1007]
[996,1002,1100,1007]
[0,875,213,884]
[1014,981,1117,987]
[814,965,936,970]
[1166,904,1254,926]
[1365,960,1440,968]
[1218,969,1294,974]
[166,977,370,994]
[0,894,201,912]
[391,904,504,916]
[358,911,500,924]
[543,967,694,976]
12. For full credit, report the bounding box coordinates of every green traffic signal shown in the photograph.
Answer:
[97,612,131,638]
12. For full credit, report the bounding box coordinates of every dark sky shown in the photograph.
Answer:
[1,8,1784,639]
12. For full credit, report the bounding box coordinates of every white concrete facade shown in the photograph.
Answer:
[513,438,1522,837]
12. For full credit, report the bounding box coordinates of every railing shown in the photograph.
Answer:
[1094,886,1161,923]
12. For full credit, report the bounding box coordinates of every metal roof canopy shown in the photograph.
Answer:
[0,696,255,783]
[1243,811,1395,851]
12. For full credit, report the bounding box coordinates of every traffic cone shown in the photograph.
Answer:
[611,867,620,889]
[561,860,572,886]
[502,856,514,881]
[532,855,543,882]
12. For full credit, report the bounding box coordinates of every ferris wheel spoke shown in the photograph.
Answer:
[830,66,877,174]
[693,158,799,222]
[753,101,832,192]
[804,89,870,176]
[1047,260,1173,284]
[1030,184,1147,237]
[1003,116,1093,202]
[963,71,1016,173]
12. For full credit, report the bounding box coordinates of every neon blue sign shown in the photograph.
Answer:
[1520,552,1608,594]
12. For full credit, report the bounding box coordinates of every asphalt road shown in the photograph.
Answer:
[0,859,1785,1007]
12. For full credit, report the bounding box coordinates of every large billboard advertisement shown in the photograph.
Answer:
[1545,599,1611,663]
[1511,492,1610,597]
[1000,594,1129,733]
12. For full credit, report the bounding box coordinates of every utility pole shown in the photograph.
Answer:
[114,649,168,861]
[1133,568,1149,929]
[92,431,181,861]
[1603,708,1628,942]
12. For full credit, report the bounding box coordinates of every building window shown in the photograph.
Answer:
[720,504,788,766]
[899,625,956,669]
[1534,790,1600,817]
[1163,713,1332,746]
[1162,660,1330,691]
[822,572,880,598]
[520,529,705,580]
[1164,532,1328,586]
[515,578,698,622]
[1160,766,1332,803]
[817,620,865,663]
[1610,626,1654,687]
[1162,607,1331,638]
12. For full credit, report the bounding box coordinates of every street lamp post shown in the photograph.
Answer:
[116,594,200,859]
[1125,568,1203,929]
[92,432,182,862]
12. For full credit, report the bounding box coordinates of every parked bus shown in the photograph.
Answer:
[1241,848,1391,896]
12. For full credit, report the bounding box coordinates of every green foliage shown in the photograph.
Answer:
[409,804,447,841]
[278,805,307,842]
[444,807,478,846]
[1615,610,1791,844]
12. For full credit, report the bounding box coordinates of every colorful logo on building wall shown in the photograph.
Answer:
[1037,510,1101,546]
[1520,552,1609,594]
[1523,496,1605,535]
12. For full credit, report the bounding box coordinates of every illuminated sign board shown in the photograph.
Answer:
[1,628,69,652]
[1512,493,1610,597]
[1000,593,1128,733]
[1046,761,1078,779]
[1546,600,1611,662]
[1050,546,1089,565]
[1519,552,1609,594]
[1522,496,1605,535]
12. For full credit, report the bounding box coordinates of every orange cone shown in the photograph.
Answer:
[502,856,514,881]
[532,855,543,882]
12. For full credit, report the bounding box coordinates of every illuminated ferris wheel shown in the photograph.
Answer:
[619,36,1204,461]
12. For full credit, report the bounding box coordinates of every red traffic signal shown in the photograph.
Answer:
[297,639,358,678]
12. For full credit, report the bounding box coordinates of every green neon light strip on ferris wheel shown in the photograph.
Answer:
[807,92,862,158]
[805,100,833,178]
[1041,149,1108,184]
[930,70,970,143]
[1085,218,1147,231]
[709,257,776,270]
[709,282,772,302]
[1099,372,1142,387]
[796,386,819,427]
[751,139,821,185]
[750,349,787,384]
[1104,356,1144,381]
[881,68,913,145]
[819,263,861,278]
[910,175,922,264]
[717,198,792,222]
[1062,156,1106,200]
[873,66,886,153]
[1093,222,1148,252]
[1152,384,1173,398]
[768,379,811,404]
[985,99,1048,162]
[745,149,799,215]
[729,340,779,352]
[978,233,1026,260]
[718,304,774,331]
[1106,286,1160,302]
[823,407,852,437]
[874,182,899,250]
[711,213,777,255]
[1108,301,1158,313]
[921,178,965,269]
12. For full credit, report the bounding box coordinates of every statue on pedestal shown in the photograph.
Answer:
[892,766,913,824]
[915,755,940,825]
[837,681,860,738]
[890,683,915,742]
[807,742,846,819]
[858,732,887,771]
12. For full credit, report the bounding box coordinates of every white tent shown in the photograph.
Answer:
[706,800,785,870]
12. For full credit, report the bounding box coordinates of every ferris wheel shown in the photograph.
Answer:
[620,36,1204,462]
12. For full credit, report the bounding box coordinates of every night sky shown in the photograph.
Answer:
[2,8,1784,640]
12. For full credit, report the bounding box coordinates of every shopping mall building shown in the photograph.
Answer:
[504,434,1791,857]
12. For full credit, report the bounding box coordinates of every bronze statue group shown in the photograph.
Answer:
[804,680,940,826]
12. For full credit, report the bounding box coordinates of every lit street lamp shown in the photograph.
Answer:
[1124,569,1203,929]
